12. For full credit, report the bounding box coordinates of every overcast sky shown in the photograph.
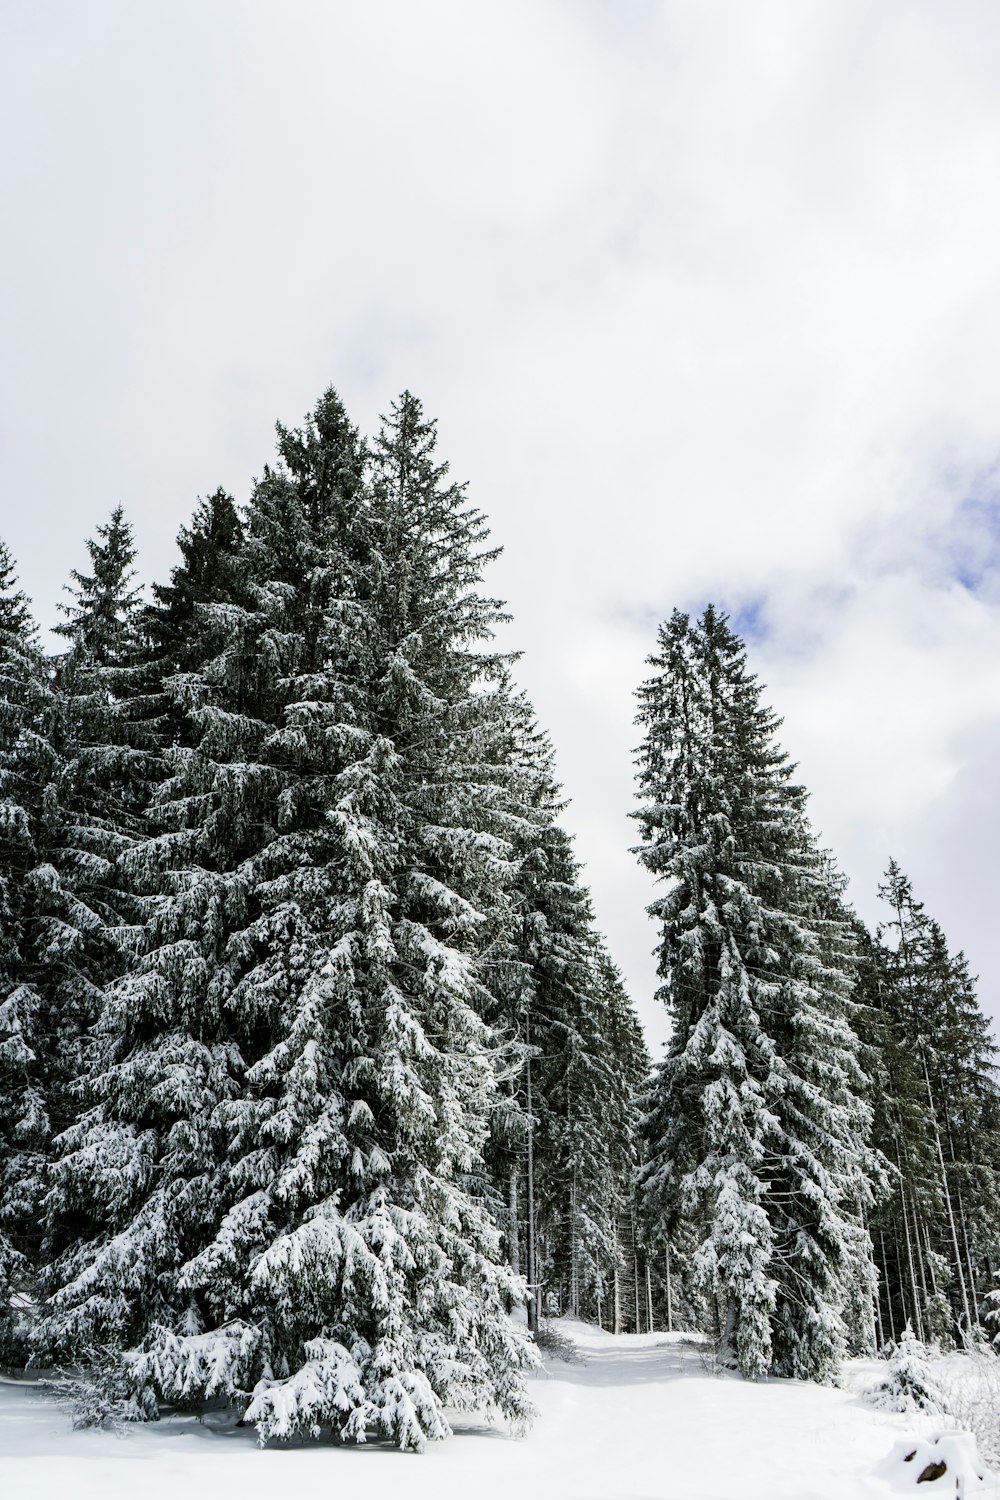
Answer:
[3,0,1000,1047]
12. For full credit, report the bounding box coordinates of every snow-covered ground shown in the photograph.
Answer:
[2,1322,996,1500]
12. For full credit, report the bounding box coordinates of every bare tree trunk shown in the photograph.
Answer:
[893,892,973,1340]
[922,1056,973,1336]
[646,1262,654,1334]
[570,1165,579,1318]
[508,1170,520,1277]
[890,1223,904,1343]
[954,1178,981,1334]
[912,1203,930,1313]
[613,1222,622,1336]
[632,1214,641,1334]
[665,1241,674,1333]
[921,1221,938,1296]
[525,1035,539,1336]
[875,1228,889,1349]
[899,1184,925,1340]
[858,1196,879,1357]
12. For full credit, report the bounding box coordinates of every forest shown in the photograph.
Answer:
[0,387,997,1448]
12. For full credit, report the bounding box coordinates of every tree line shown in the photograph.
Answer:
[0,385,996,1445]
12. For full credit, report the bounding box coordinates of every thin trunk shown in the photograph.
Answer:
[632,1215,641,1335]
[508,1170,520,1277]
[912,1204,930,1312]
[570,1165,579,1318]
[890,1222,904,1343]
[525,1036,539,1336]
[665,1241,674,1333]
[646,1261,654,1334]
[893,891,973,1338]
[954,1178,981,1334]
[859,1196,879,1358]
[899,1184,924,1341]
[876,1228,890,1348]
[922,1056,973,1335]
[921,1221,938,1295]
[613,1222,622,1336]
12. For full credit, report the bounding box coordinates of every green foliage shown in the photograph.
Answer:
[634,607,874,1380]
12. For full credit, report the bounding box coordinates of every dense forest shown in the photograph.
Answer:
[0,388,996,1446]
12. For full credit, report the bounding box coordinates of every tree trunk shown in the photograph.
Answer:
[922,1056,973,1336]
[899,1183,924,1341]
[508,1170,520,1277]
[632,1214,641,1334]
[525,1037,539,1336]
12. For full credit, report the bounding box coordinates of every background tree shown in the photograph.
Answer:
[862,862,1000,1348]
[634,606,875,1379]
[0,545,59,1359]
[487,712,648,1330]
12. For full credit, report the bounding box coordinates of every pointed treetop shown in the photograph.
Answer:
[0,541,35,639]
[54,506,141,663]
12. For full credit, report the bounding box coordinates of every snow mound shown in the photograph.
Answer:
[878,1430,993,1492]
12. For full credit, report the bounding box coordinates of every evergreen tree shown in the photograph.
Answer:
[39,389,535,1447]
[2,512,151,1359]
[864,862,1000,1347]
[47,507,150,1009]
[634,607,874,1379]
[0,545,59,1358]
[863,1322,947,1413]
[54,507,142,666]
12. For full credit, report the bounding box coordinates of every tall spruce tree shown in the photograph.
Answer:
[634,607,874,1379]
[0,545,60,1358]
[39,389,535,1447]
[48,507,150,1003]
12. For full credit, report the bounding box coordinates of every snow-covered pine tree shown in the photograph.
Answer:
[634,607,874,1380]
[767,851,880,1374]
[864,863,1000,1347]
[0,544,59,1359]
[36,485,272,1386]
[40,388,536,1448]
[38,391,371,1396]
[853,911,946,1348]
[225,391,536,1445]
[634,609,778,1375]
[48,506,151,999]
[864,1321,947,1414]
[592,949,650,1330]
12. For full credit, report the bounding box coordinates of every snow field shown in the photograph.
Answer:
[4,1320,996,1500]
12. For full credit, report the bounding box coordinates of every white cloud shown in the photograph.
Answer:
[3,0,1000,1043]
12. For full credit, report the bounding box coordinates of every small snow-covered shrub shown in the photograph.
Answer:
[533,1321,582,1365]
[44,1363,158,1435]
[864,1324,948,1414]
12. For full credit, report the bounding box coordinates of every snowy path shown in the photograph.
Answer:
[0,1323,991,1500]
